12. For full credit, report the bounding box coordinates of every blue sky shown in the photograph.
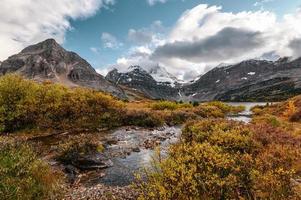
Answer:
[63,0,300,68]
[1,0,301,80]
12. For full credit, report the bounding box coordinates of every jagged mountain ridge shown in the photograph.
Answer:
[0,39,126,98]
[106,58,301,102]
[1,38,301,102]
[183,58,301,101]
[105,66,180,100]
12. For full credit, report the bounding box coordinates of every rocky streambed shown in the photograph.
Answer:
[30,125,182,188]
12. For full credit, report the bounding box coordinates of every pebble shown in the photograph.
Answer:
[63,184,138,200]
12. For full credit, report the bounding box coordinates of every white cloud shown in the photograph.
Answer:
[101,32,123,49]
[254,0,274,7]
[147,0,168,6]
[128,20,165,45]
[152,4,301,76]
[0,0,115,61]
[90,47,100,54]
[128,29,153,45]
[103,4,301,81]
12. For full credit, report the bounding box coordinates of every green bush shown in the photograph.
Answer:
[57,140,103,165]
[0,138,64,200]
[193,104,225,118]
[0,74,38,132]
[151,101,192,111]
[124,109,164,127]
[206,101,245,114]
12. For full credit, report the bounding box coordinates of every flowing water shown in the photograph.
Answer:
[96,102,269,186]
[33,102,269,187]
[87,126,182,186]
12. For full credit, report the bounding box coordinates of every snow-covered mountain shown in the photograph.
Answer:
[107,65,184,87]
[105,65,180,100]
[2,39,301,102]
[147,65,181,86]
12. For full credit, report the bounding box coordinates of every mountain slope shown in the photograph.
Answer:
[0,39,125,98]
[183,58,301,101]
[105,66,180,100]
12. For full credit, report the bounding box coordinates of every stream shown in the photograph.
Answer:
[34,102,268,187]
[226,102,268,123]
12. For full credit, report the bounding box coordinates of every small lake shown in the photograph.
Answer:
[226,102,269,123]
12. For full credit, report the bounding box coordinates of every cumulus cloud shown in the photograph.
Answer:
[152,27,264,63]
[108,45,157,73]
[0,0,115,60]
[90,47,100,54]
[289,38,301,58]
[254,0,274,7]
[108,4,301,80]
[128,21,165,45]
[147,0,168,6]
[101,32,123,49]
[128,29,153,45]
[148,4,301,76]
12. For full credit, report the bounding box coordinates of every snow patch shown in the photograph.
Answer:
[215,79,220,83]
[247,72,256,75]
[178,90,182,97]
[241,77,248,80]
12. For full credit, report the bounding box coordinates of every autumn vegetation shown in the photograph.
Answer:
[0,74,244,134]
[1,74,301,199]
[0,138,64,200]
[135,119,301,199]
[135,97,301,200]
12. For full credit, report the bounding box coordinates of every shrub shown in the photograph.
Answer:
[0,74,124,133]
[0,138,64,200]
[192,101,199,107]
[57,140,102,165]
[251,106,264,115]
[290,109,301,122]
[151,101,192,111]
[135,119,301,200]
[283,100,297,118]
[207,101,245,114]
[193,104,225,118]
[0,74,38,132]
[124,109,164,127]
[161,110,198,126]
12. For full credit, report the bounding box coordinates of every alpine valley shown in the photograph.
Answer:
[1,39,301,102]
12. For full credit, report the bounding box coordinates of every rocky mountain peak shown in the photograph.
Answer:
[21,38,62,54]
[0,38,125,98]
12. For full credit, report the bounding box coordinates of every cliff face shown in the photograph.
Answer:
[0,39,126,98]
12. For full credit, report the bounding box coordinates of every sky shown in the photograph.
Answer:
[0,0,301,81]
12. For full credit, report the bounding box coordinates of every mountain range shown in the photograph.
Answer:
[1,39,301,102]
